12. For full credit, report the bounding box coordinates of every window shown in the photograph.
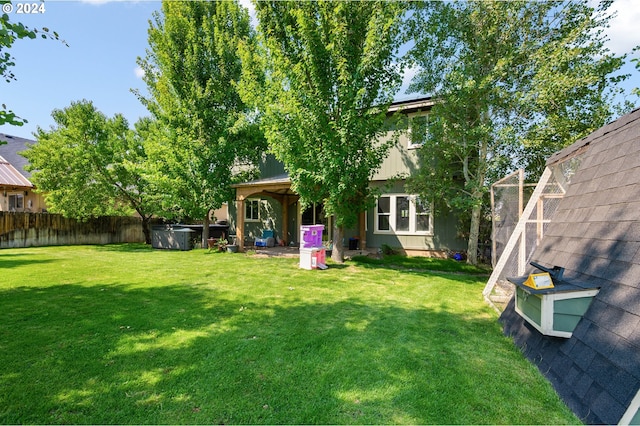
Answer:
[415,198,432,232]
[375,194,433,235]
[396,196,410,232]
[408,113,428,149]
[377,197,390,231]
[301,203,331,241]
[245,199,260,221]
[301,203,324,226]
[8,194,24,211]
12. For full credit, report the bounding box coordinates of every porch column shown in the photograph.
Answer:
[282,195,289,245]
[236,197,245,252]
[359,211,367,250]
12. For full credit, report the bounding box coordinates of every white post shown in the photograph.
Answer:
[518,169,527,275]
[483,167,552,298]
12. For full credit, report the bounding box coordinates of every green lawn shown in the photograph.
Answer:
[0,244,578,424]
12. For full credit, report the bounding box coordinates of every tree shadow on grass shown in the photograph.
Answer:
[0,252,54,269]
[0,282,573,425]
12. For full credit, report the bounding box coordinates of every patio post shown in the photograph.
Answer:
[282,195,289,245]
[236,197,245,252]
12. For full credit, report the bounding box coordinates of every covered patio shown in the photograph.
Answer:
[232,174,297,252]
[232,173,367,253]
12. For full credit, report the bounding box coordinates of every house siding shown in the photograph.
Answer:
[229,177,464,253]
[258,153,286,179]
[367,180,465,253]
[0,188,47,213]
[228,196,285,244]
[256,117,421,182]
[372,129,420,181]
[231,96,464,254]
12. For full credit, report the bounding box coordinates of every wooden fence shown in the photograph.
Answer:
[0,212,144,249]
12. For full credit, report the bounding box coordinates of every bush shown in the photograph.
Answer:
[380,243,398,256]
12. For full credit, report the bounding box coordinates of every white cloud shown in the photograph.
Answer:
[238,0,258,29]
[134,66,145,79]
[602,0,640,55]
[399,64,420,95]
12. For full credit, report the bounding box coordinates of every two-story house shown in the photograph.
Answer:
[229,96,466,256]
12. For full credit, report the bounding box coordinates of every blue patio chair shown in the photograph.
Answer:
[255,230,275,248]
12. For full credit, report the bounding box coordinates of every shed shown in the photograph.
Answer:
[499,108,640,424]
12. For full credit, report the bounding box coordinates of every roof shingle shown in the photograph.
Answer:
[500,108,640,424]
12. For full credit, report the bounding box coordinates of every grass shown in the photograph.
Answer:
[0,244,578,424]
[351,253,492,275]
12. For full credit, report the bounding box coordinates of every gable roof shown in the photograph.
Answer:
[0,133,35,178]
[500,108,640,424]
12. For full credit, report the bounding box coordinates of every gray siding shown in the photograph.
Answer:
[258,153,286,179]
[256,128,421,182]
[231,97,465,253]
[228,196,284,244]
[366,180,465,252]
[372,131,420,181]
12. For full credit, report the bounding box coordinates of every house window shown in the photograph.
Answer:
[375,194,433,235]
[415,198,431,232]
[377,196,391,231]
[408,112,428,149]
[301,202,324,226]
[396,196,410,232]
[245,199,260,221]
[8,194,24,211]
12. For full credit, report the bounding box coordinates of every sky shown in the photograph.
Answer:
[1,0,639,140]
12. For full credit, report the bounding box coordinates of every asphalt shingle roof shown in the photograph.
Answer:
[500,108,640,424]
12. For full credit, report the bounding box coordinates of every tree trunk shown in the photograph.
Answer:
[466,137,489,266]
[467,200,482,265]
[331,221,345,263]
[202,210,211,249]
[141,216,152,245]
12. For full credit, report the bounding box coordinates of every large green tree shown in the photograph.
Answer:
[240,0,406,262]
[135,0,264,247]
[1,1,64,126]
[407,0,628,265]
[24,100,158,243]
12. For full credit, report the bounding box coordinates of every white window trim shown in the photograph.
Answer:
[407,111,429,150]
[374,194,433,236]
[245,198,261,222]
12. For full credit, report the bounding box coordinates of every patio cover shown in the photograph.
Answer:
[232,174,297,251]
